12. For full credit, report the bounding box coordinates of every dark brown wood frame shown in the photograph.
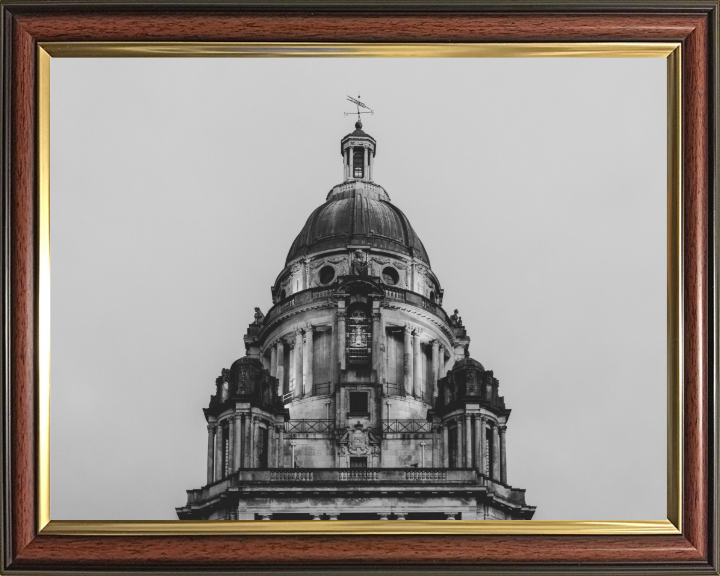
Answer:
[1,2,717,573]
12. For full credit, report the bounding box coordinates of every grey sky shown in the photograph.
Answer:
[50,56,666,521]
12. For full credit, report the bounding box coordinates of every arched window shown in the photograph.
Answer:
[353,149,364,178]
[346,307,371,365]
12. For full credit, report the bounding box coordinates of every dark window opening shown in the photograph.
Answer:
[349,391,369,414]
[279,289,286,300]
[353,149,364,178]
[346,308,371,365]
[429,290,436,303]
[448,425,459,469]
[319,265,336,285]
[258,426,269,469]
[382,267,399,285]
[350,457,368,468]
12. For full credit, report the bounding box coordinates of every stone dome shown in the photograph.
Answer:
[285,186,430,266]
[451,357,486,372]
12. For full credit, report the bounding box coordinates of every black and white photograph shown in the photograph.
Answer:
[49,56,666,522]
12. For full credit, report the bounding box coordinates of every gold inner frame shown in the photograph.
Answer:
[36,42,682,536]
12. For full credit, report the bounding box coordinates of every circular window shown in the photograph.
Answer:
[319,265,336,285]
[382,267,399,285]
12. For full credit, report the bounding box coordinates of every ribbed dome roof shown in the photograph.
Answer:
[286,187,430,266]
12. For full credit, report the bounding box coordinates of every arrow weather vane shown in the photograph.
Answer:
[344,94,374,123]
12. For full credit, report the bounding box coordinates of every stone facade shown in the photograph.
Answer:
[176,121,536,521]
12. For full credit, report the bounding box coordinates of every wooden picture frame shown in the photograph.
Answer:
[1,1,717,573]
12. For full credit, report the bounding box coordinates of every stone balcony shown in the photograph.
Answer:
[263,284,451,329]
[184,468,530,506]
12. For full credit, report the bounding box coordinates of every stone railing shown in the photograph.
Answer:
[285,419,335,434]
[270,470,314,481]
[277,297,295,313]
[339,470,379,481]
[263,286,451,328]
[405,470,447,481]
[312,288,334,299]
[384,288,405,301]
[234,468,476,486]
[383,419,433,433]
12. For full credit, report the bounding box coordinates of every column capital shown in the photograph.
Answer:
[305,323,314,333]
[403,322,413,333]
[431,339,440,349]
[294,326,304,335]
[499,425,507,433]
[337,309,346,320]
[412,327,422,336]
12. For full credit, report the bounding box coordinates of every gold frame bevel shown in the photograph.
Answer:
[36,41,682,536]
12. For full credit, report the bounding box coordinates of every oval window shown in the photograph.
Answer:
[382,267,399,285]
[319,265,336,285]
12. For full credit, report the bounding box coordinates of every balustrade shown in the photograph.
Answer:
[383,419,433,433]
[284,419,335,434]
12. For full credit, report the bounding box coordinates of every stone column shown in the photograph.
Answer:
[214,423,224,480]
[479,418,487,476]
[465,414,472,468]
[492,423,501,480]
[372,308,382,378]
[294,328,303,399]
[474,416,483,475]
[345,148,349,179]
[437,344,444,381]
[233,414,242,471]
[206,424,215,484]
[270,344,277,377]
[228,416,235,472]
[369,150,374,180]
[412,329,422,399]
[303,325,313,396]
[432,426,439,468]
[277,425,284,468]
[499,425,507,484]
[455,419,463,469]
[403,325,412,397]
[244,414,252,468]
[431,340,439,398]
[337,306,346,371]
[276,341,285,396]
[363,147,368,178]
[442,425,449,467]
[250,417,257,469]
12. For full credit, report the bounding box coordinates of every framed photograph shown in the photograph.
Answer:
[1,2,717,574]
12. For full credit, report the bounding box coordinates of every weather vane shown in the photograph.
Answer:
[344,94,374,123]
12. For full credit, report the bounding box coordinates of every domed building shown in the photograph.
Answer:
[176,121,535,521]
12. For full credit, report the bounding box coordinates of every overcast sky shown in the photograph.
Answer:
[50,56,666,521]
